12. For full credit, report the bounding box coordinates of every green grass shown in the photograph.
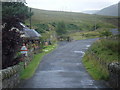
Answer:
[68,31,100,40]
[91,38,119,62]
[82,53,109,80]
[68,28,116,40]
[82,36,119,80]
[20,44,57,80]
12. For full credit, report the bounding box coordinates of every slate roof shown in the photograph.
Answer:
[19,23,42,39]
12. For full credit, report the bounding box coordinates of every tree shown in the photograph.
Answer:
[56,21,67,36]
[2,2,33,29]
[2,2,33,69]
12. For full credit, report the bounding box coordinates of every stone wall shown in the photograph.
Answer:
[0,65,21,88]
[108,62,120,89]
[0,48,39,89]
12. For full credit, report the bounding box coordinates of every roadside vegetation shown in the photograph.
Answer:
[20,44,57,79]
[82,35,119,80]
[68,28,113,40]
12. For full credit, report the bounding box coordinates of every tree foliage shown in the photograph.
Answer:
[2,2,32,24]
[2,2,33,69]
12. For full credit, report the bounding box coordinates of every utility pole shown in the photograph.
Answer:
[94,14,96,30]
[30,8,32,29]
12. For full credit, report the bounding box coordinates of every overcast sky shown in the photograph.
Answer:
[26,0,119,12]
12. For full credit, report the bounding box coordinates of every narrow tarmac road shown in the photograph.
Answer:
[19,38,109,88]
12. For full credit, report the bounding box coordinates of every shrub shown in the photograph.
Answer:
[56,21,67,36]
[99,30,112,37]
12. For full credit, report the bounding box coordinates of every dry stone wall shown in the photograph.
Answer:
[0,65,21,88]
[108,62,120,89]
[0,49,37,89]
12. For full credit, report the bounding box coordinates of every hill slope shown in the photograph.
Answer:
[30,8,96,24]
[96,3,119,16]
[27,8,118,31]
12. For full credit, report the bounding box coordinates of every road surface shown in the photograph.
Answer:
[110,28,119,35]
[19,38,109,88]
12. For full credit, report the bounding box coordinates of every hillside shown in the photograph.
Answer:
[82,10,99,14]
[27,8,118,33]
[31,8,117,24]
[96,3,119,16]
[30,8,97,24]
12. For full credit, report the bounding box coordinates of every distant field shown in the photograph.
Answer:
[29,8,117,27]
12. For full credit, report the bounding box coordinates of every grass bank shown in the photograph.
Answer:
[82,36,119,80]
[69,31,100,40]
[83,52,109,80]
[20,44,57,80]
[68,28,114,40]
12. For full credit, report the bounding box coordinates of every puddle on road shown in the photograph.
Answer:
[86,45,91,48]
[82,48,88,51]
[73,45,91,57]
[80,80,94,85]
[50,63,81,66]
[73,51,85,57]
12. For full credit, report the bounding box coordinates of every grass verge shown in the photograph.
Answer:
[20,44,57,80]
[82,53,109,80]
[82,36,119,80]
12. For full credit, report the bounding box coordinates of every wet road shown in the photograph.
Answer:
[19,38,109,88]
[110,28,119,35]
